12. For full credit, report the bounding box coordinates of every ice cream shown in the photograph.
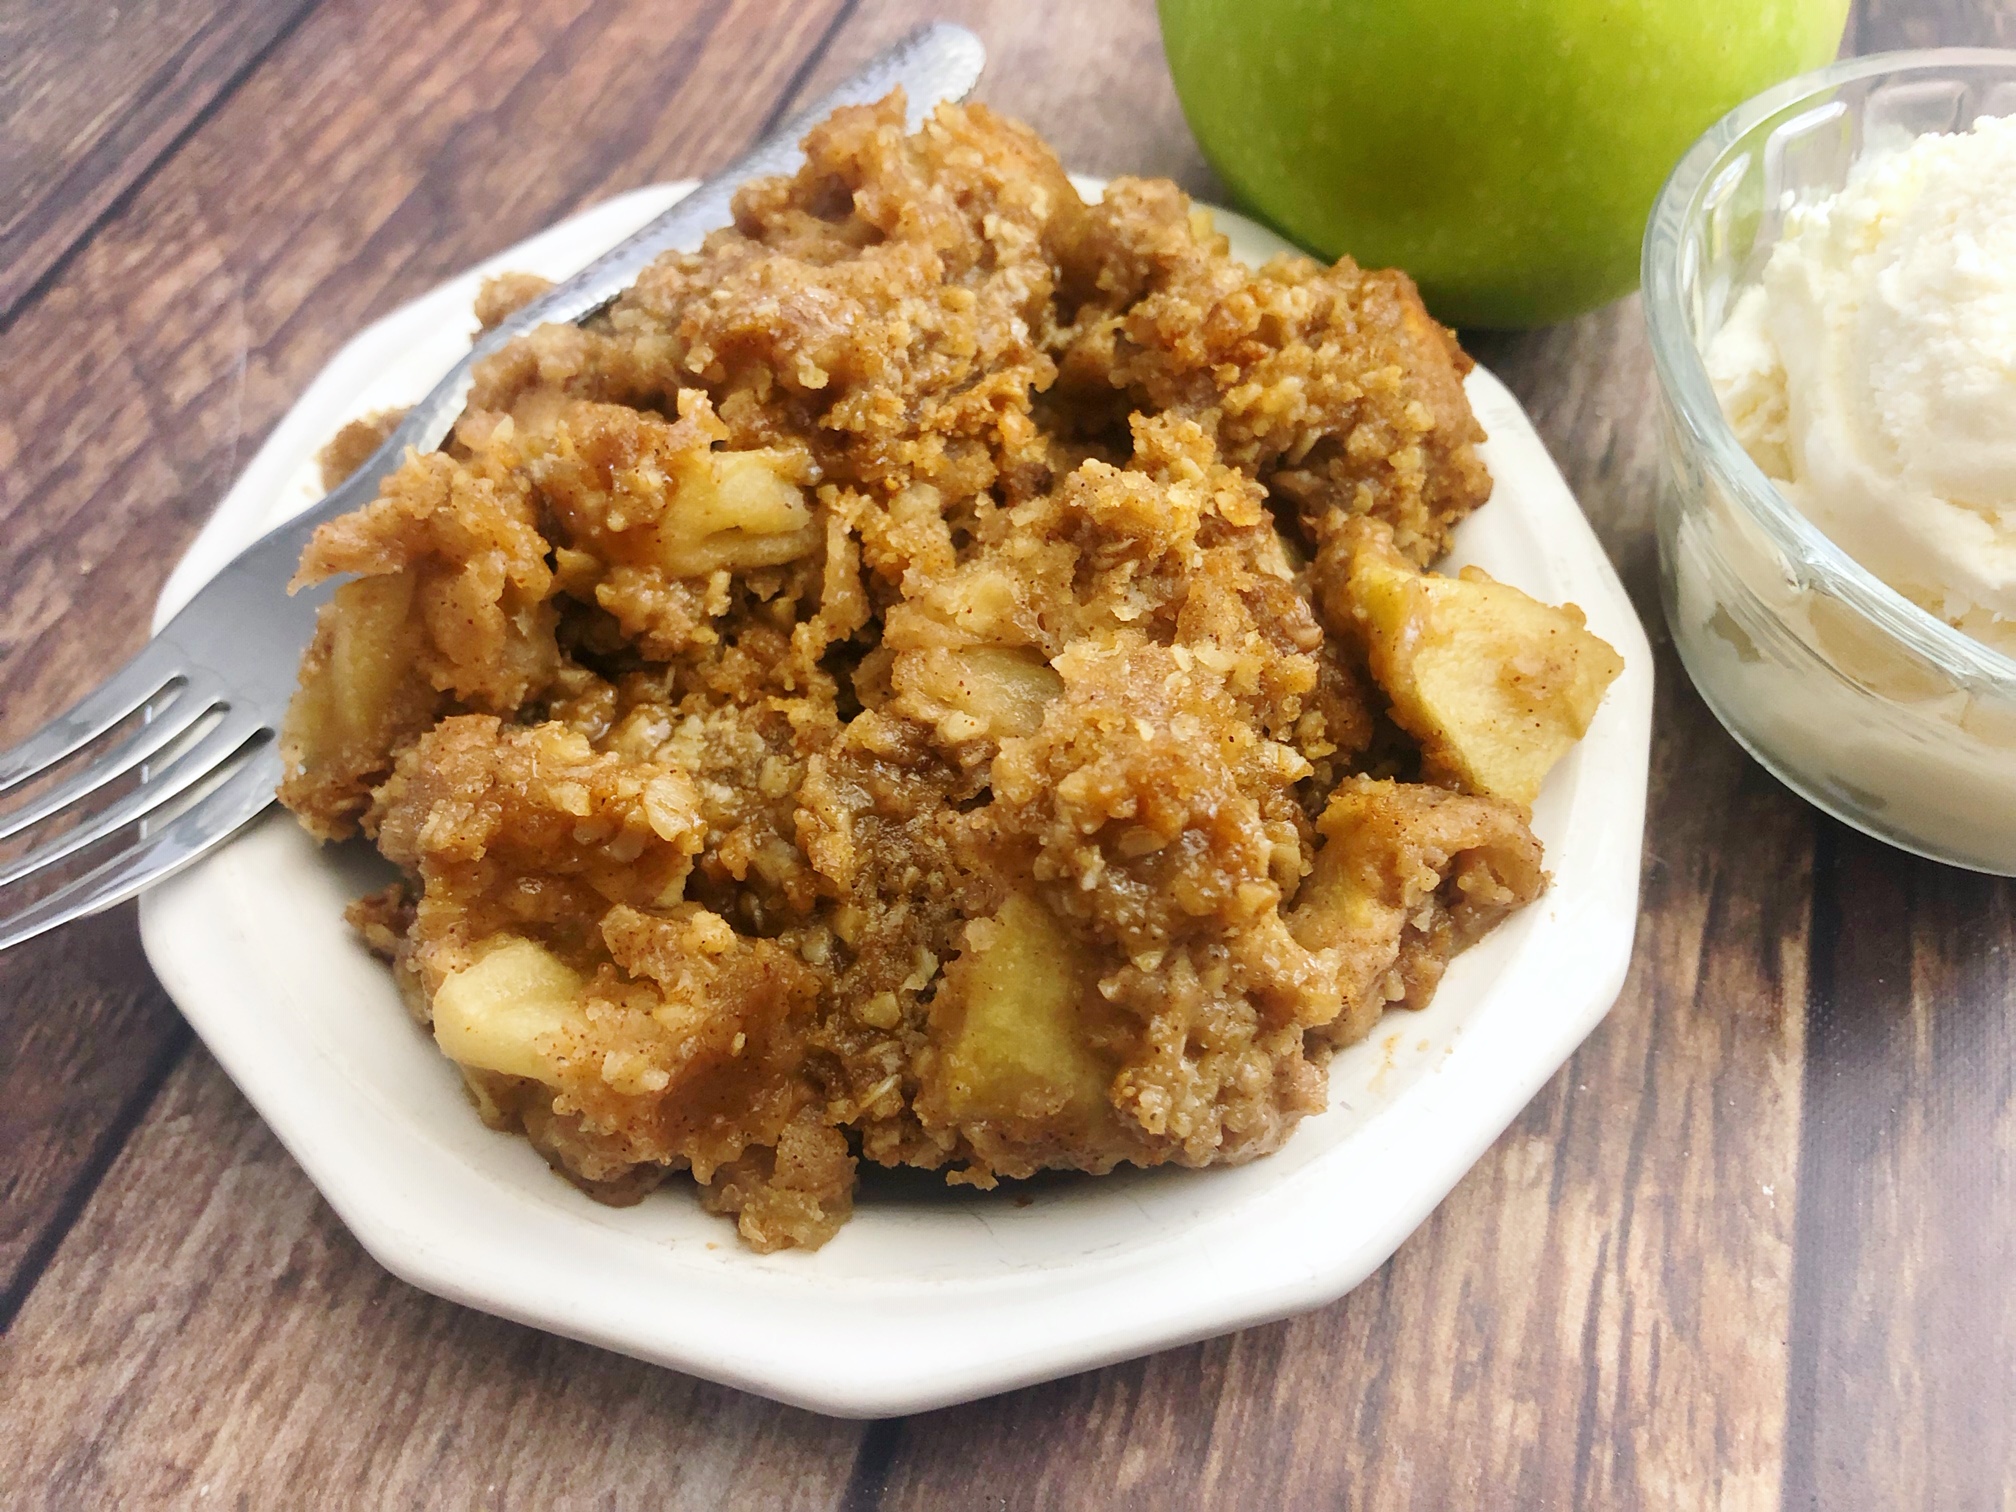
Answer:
[1707,113,2016,658]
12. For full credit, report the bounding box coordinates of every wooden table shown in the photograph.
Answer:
[2,2,2011,1505]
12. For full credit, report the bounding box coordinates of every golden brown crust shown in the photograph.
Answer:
[316,408,408,491]
[1051,176,1491,564]
[274,94,1590,1251]
[473,271,555,332]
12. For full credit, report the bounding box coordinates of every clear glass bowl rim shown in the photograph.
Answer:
[1642,45,2016,695]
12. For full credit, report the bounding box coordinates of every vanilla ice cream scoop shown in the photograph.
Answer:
[1707,114,2016,655]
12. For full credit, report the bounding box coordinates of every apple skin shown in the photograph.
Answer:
[1159,0,1848,327]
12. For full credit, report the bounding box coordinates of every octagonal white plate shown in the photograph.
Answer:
[138,180,1653,1416]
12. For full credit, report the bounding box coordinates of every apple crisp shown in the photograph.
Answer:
[278,94,1622,1251]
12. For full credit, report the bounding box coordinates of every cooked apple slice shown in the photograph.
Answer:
[431,934,586,1083]
[926,893,1108,1126]
[653,447,819,577]
[1338,520,1622,807]
[895,645,1064,747]
[278,573,441,838]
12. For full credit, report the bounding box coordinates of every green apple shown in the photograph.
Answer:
[1159,0,1848,327]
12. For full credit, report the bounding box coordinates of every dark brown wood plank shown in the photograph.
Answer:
[0,0,295,1344]
[0,0,319,320]
[0,906,187,1323]
[0,1047,863,1507]
[1776,7,2016,1510]
[1787,840,2016,1510]
[0,0,312,1323]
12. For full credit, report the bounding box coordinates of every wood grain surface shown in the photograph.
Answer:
[1,2,2011,1507]
[0,0,318,321]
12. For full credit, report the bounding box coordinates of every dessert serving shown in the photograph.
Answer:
[1651,53,2016,876]
[277,94,1623,1251]
[1708,113,2016,658]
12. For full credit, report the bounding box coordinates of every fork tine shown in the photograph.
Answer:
[0,649,183,800]
[0,716,261,889]
[0,684,219,845]
[0,742,280,954]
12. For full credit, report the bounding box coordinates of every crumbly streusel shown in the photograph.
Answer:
[279,94,1612,1251]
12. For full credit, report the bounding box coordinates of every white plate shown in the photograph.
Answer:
[138,181,1654,1416]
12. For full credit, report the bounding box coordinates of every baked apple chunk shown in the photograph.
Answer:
[1326,518,1623,808]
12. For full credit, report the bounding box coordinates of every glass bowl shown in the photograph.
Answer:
[1644,49,2016,876]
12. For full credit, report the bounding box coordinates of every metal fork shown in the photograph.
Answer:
[0,23,985,955]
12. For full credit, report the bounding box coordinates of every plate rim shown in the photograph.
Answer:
[137,182,1653,1416]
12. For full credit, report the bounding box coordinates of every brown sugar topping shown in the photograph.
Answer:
[277,94,1616,1250]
